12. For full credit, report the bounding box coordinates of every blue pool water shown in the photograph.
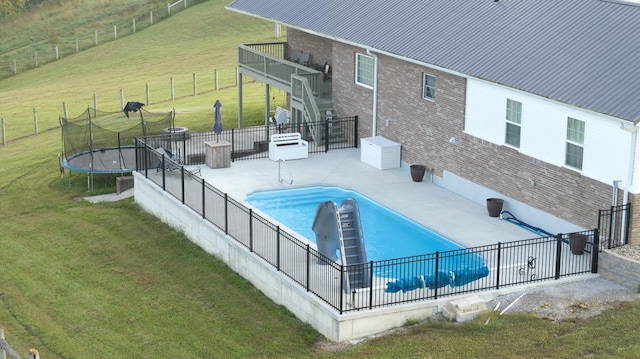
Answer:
[246,186,464,261]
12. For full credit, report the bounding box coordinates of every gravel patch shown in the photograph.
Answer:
[486,276,640,321]
[608,243,640,262]
[486,244,640,321]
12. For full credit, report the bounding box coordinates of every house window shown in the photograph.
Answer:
[565,117,585,170]
[422,73,436,100]
[355,53,374,88]
[505,99,522,148]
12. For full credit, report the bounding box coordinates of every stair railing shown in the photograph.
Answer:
[291,74,322,143]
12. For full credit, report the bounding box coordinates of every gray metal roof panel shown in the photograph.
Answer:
[227,0,640,121]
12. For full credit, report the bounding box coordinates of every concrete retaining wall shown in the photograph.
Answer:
[598,250,640,292]
[132,172,440,342]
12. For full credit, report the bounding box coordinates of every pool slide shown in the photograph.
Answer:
[312,198,370,292]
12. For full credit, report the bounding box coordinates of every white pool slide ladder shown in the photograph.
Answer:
[312,198,369,292]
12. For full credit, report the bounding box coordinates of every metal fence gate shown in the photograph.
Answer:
[597,203,631,250]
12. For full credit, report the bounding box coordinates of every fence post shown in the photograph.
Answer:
[214,69,218,90]
[34,51,38,67]
[170,77,174,101]
[249,209,254,252]
[13,59,16,74]
[555,234,563,279]
[93,93,97,115]
[276,226,281,271]
[0,328,22,359]
[231,127,236,162]
[368,261,374,309]
[339,265,344,314]
[75,37,79,52]
[224,193,228,235]
[235,67,239,86]
[1,118,5,146]
[62,101,68,119]
[591,228,600,273]
[201,178,206,218]
[495,242,502,289]
[120,89,124,110]
[167,2,171,15]
[150,11,153,25]
[274,23,281,38]
[146,83,150,105]
[55,45,59,60]
[33,108,38,135]
[114,25,117,39]
[181,167,185,204]
[324,119,330,152]
[193,72,197,96]
[353,115,359,147]
[132,18,136,33]
[305,244,310,291]
[161,156,166,190]
[607,206,615,249]
[94,30,98,45]
[434,252,439,299]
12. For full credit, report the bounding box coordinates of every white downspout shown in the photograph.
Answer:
[366,48,378,137]
[621,123,639,244]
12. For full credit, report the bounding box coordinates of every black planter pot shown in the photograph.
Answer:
[486,198,504,217]
[410,165,426,182]
[569,233,588,255]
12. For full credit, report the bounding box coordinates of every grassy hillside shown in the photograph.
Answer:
[2,1,640,358]
[0,0,286,142]
[0,0,206,79]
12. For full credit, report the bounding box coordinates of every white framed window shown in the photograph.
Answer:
[422,73,436,100]
[355,53,374,88]
[505,99,522,148]
[565,117,585,170]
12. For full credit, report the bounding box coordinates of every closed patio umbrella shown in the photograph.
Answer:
[213,99,223,142]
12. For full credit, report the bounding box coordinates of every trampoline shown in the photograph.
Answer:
[60,106,174,189]
[61,146,137,173]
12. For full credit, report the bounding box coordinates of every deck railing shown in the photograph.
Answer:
[135,140,599,314]
[238,43,323,94]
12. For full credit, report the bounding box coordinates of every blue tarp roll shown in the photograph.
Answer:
[384,265,490,293]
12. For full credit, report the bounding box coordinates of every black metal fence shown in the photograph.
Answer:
[135,140,599,314]
[140,116,358,165]
[598,203,632,250]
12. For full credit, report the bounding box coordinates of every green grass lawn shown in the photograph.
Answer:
[2,1,640,358]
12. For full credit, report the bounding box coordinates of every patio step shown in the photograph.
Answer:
[442,296,488,322]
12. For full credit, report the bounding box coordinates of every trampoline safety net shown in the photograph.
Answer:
[60,107,174,173]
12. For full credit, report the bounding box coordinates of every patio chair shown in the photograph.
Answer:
[298,52,310,66]
[288,49,302,63]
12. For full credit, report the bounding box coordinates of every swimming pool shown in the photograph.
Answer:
[246,186,464,261]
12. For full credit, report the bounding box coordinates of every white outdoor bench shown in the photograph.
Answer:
[268,132,309,161]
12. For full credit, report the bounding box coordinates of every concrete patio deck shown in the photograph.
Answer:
[194,148,538,249]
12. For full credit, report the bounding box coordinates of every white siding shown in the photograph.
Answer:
[465,78,633,187]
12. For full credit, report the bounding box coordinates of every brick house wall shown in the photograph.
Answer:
[290,30,634,242]
[287,29,332,67]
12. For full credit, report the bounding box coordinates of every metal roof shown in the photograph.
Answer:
[227,0,640,122]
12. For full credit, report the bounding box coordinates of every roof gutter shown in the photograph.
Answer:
[366,48,379,137]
